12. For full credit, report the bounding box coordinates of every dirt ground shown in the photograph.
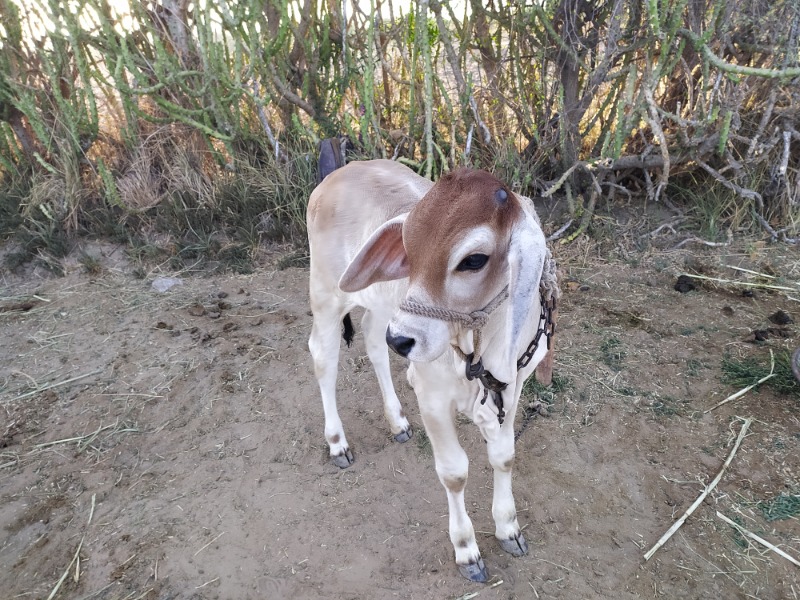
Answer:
[1,230,799,600]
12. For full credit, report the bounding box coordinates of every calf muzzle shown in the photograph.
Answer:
[385,329,415,357]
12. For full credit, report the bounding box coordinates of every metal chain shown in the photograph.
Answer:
[516,292,557,371]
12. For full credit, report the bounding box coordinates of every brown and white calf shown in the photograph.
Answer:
[307,159,557,582]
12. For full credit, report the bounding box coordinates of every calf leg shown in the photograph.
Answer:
[482,418,528,556]
[308,297,354,468]
[361,309,413,442]
[414,373,487,582]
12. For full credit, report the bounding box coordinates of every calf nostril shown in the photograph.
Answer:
[386,329,415,357]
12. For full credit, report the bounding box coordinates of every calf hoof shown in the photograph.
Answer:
[331,448,355,468]
[394,426,413,443]
[457,557,488,582]
[499,533,529,557]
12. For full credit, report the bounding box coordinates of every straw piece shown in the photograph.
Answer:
[46,494,96,600]
[3,368,104,405]
[194,531,226,556]
[724,265,777,279]
[33,420,119,451]
[678,273,798,292]
[716,511,800,567]
[47,538,84,600]
[644,418,752,561]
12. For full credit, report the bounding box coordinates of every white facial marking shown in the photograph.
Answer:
[447,226,496,272]
[389,226,505,362]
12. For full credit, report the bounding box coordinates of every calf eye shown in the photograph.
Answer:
[456,254,489,272]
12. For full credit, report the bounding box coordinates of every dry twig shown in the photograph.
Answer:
[670,234,732,250]
[678,273,799,293]
[716,511,800,568]
[546,219,574,242]
[46,494,96,600]
[644,417,752,561]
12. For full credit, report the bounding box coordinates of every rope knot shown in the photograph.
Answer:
[468,310,489,327]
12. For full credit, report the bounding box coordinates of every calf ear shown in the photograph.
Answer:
[501,210,547,380]
[339,214,409,293]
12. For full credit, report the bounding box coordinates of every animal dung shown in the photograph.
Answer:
[673,275,696,293]
[768,310,793,325]
[748,327,792,343]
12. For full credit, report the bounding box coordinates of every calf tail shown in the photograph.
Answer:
[342,313,355,347]
[317,137,346,184]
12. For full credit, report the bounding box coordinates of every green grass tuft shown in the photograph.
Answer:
[0,173,28,237]
[415,427,432,457]
[522,372,572,398]
[78,251,103,275]
[721,351,800,398]
[600,336,626,371]
[758,493,800,522]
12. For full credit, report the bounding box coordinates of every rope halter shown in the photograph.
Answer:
[398,285,510,367]
[395,252,559,425]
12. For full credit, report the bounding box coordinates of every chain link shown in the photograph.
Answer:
[516,292,557,371]
[462,292,556,425]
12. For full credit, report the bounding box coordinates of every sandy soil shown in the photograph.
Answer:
[1,237,799,600]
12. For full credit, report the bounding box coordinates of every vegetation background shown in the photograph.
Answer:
[0,0,798,274]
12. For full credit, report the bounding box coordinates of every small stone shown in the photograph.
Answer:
[151,276,183,292]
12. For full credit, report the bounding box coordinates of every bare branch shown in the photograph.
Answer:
[643,85,670,203]
[270,70,316,117]
[679,28,800,79]
[697,160,780,240]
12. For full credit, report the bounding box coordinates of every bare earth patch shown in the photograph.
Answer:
[1,239,798,599]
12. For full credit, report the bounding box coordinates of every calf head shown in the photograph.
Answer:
[339,168,547,369]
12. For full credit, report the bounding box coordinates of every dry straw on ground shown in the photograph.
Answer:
[644,417,753,561]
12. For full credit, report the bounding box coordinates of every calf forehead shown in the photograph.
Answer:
[403,169,520,296]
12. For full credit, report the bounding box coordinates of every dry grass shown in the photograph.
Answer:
[114,126,212,213]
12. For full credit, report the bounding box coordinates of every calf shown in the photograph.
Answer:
[307,159,558,581]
